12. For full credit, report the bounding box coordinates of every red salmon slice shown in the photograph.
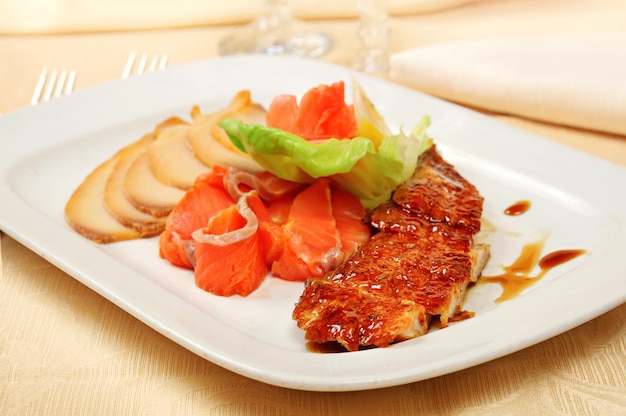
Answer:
[271,178,343,281]
[295,81,357,140]
[253,170,306,200]
[193,193,268,297]
[270,242,314,282]
[158,230,195,269]
[266,95,298,134]
[244,191,287,266]
[331,188,371,258]
[223,168,305,202]
[267,196,294,225]
[158,165,370,295]
[265,81,357,141]
[158,167,235,269]
[259,221,286,265]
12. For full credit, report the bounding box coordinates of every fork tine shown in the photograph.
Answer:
[30,67,48,105]
[136,52,149,75]
[147,54,169,71]
[42,69,58,102]
[148,55,159,72]
[65,69,77,95]
[157,55,169,70]
[123,51,168,78]
[122,51,137,78]
[54,70,68,98]
[31,67,76,105]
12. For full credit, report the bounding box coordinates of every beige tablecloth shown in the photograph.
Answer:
[1,0,626,414]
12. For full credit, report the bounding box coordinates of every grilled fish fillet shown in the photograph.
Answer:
[292,145,490,351]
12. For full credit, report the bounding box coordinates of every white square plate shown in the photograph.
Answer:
[1,56,625,391]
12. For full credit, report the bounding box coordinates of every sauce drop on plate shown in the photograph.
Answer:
[539,249,586,270]
[504,200,531,216]
[480,239,586,303]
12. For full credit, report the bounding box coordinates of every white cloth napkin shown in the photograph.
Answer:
[389,33,626,136]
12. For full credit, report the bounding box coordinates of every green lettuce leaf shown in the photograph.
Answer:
[219,82,432,209]
[220,117,431,209]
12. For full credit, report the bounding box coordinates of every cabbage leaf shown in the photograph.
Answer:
[219,82,432,209]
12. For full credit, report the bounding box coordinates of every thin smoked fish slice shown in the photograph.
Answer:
[193,193,268,297]
[330,188,371,259]
[65,149,140,244]
[271,178,342,282]
[104,133,166,237]
[124,152,186,218]
[147,122,211,190]
[187,90,266,172]
[159,167,236,269]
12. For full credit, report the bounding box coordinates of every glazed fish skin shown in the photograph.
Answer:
[293,216,481,351]
[392,145,484,234]
[292,146,489,351]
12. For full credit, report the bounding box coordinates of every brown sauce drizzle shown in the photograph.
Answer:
[306,341,348,354]
[539,249,586,269]
[504,200,531,216]
[306,341,381,353]
[480,240,586,303]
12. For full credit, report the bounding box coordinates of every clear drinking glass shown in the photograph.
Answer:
[218,0,333,58]
[354,0,389,74]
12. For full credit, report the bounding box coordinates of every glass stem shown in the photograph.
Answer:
[356,0,390,73]
[256,0,293,35]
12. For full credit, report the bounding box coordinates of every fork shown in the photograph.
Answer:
[122,52,168,78]
[30,67,76,105]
